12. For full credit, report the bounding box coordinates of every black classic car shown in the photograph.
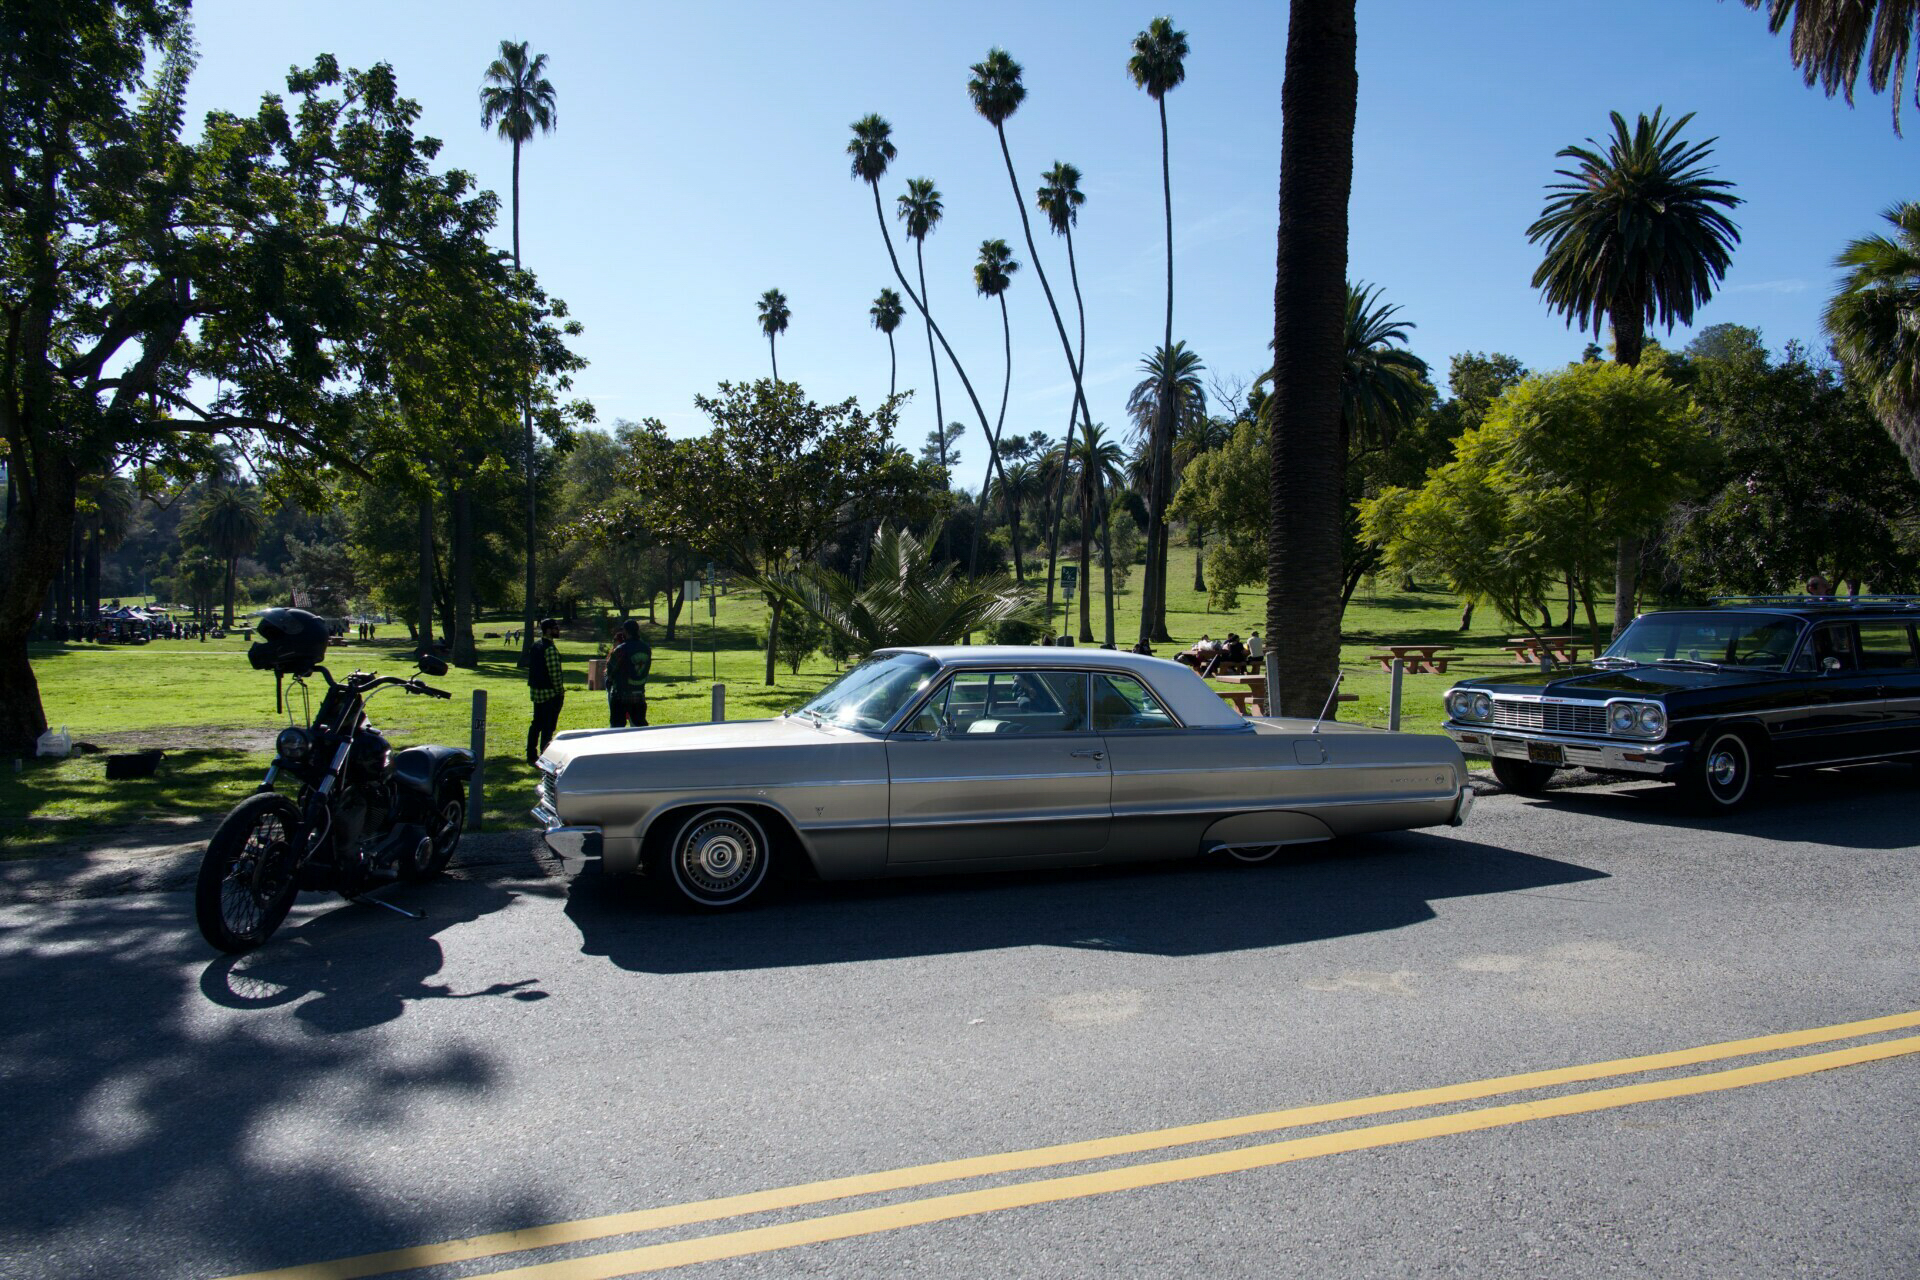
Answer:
[1441,599,1920,811]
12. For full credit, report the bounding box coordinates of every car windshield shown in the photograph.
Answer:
[791,653,940,731]
[1602,612,1803,670]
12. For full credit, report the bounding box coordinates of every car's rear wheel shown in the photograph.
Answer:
[660,807,772,910]
[1225,843,1283,865]
[1491,757,1556,795]
[1683,729,1757,812]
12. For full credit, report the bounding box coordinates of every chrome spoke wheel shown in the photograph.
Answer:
[220,814,291,937]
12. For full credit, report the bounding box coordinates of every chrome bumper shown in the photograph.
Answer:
[1450,784,1475,826]
[1444,722,1689,778]
[533,800,602,876]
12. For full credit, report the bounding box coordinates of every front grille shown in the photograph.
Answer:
[537,768,557,812]
[1490,699,1607,736]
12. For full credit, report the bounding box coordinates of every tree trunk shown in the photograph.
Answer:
[1266,0,1357,718]
[769,335,778,384]
[1459,599,1475,632]
[452,480,476,667]
[0,451,78,753]
[1010,501,1025,582]
[513,137,538,668]
[1150,93,1176,647]
[416,493,436,651]
[1607,299,1646,638]
[764,591,780,686]
[887,333,896,401]
[1100,484,1117,649]
[916,243,945,471]
[1193,523,1206,593]
[222,552,237,629]
[1077,511,1094,644]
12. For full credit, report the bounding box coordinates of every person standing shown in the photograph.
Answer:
[606,618,652,728]
[526,617,565,764]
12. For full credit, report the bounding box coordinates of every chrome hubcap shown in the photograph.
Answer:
[1708,749,1739,788]
[681,818,757,895]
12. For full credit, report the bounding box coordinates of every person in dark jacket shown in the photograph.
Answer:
[606,619,652,728]
[526,618,565,764]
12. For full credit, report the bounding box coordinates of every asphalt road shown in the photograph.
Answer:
[1,767,1915,1280]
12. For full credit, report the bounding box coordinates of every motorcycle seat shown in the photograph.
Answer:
[392,744,473,794]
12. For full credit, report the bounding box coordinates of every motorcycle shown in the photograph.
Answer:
[195,615,474,952]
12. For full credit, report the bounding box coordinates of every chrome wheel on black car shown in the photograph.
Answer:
[1491,758,1556,795]
[1685,729,1756,812]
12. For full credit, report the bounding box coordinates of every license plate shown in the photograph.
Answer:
[1526,741,1564,765]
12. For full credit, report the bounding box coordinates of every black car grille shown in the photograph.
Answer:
[1490,699,1607,736]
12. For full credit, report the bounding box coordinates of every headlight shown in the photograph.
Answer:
[1638,705,1666,736]
[1471,693,1492,720]
[276,727,311,762]
[1611,704,1638,733]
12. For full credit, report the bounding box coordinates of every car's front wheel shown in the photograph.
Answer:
[1683,729,1758,812]
[1491,757,1556,795]
[659,807,773,910]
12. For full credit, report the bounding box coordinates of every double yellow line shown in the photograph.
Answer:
[223,1010,1920,1280]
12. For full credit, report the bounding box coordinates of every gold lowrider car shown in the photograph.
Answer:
[535,647,1472,909]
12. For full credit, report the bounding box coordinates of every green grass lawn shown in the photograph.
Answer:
[4,546,1616,852]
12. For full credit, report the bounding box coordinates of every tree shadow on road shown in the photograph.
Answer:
[0,878,549,1278]
[563,831,1607,975]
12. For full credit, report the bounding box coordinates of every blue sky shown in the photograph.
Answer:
[184,0,1913,494]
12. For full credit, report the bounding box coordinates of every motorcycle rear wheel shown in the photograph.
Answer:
[195,793,302,953]
[404,783,465,883]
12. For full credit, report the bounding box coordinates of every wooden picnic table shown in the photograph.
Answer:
[1214,673,1357,717]
[1506,635,1587,665]
[1367,643,1453,674]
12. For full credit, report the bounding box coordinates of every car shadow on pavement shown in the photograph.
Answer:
[1512,763,1920,850]
[562,831,1607,974]
[0,878,550,1280]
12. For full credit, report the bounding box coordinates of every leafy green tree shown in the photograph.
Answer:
[1128,18,1191,649]
[757,288,791,383]
[480,38,559,662]
[1268,0,1358,716]
[1825,202,1920,479]
[970,238,1019,572]
[1035,160,1091,622]
[870,288,905,400]
[771,524,1032,656]
[1527,108,1742,633]
[966,50,1095,628]
[1741,0,1920,133]
[1669,340,1919,592]
[897,177,949,463]
[920,424,965,476]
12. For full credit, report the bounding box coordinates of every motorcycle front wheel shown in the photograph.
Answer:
[195,793,303,953]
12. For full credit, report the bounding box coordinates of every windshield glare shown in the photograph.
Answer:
[793,653,939,731]
[1605,612,1802,669]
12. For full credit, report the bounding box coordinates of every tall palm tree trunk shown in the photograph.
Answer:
[769,335,779,383]
[1100,478,1117,649]
[222,552,237,629]
[513,137,538,667]
[916,244,945,470]
[887,333,896,401]
[969,294,1015,577]
[1608,300,1646,637]
[1266,0,1357,718]
[452,478,476,667]
[417,493,437,649]
[1139,95,1178,650]
[987,123,1093,645]
[1009,499,1025,582]
[1078,480,1094,643]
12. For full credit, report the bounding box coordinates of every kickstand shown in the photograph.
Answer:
[353,892,425,921]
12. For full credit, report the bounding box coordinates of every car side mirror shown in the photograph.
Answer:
[1820,656,1841,673]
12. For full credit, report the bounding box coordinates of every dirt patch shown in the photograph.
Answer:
[69,727,279,753]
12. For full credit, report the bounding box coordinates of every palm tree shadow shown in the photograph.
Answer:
[562,831,1606,974]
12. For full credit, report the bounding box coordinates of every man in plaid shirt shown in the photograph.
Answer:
[526,618,566,764]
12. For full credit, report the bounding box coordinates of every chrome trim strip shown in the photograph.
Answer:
[1444,720,1688,753]
[889,809,1111,829]
[892,769,1109,785]
[1780,747,1920,770]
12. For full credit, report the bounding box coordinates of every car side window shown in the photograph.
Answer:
[1091,673,1177,731]
[931,670,1090,735]
[1797,622,1858,673]
[1857,620,1919,670]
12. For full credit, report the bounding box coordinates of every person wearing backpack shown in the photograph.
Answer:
[526,618,565,764]
[606,618,653,728]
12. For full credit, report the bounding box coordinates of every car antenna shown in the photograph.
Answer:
[1311,670,1346,734]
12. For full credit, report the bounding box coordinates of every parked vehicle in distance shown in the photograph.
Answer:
[1442,597,1920,811]
[536,647,1472,910]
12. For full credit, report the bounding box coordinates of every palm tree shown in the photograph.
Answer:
[970,238,1020,574]
[896,177,948,467]
[756,288,790,382]
[967,50,1096,636]
[1340,283,1429,454]
[479,39,557,663]
[870,287,905,400]
[999,460,1039,582]
[1528,107,1742,634]
[846,116,1012,507]
[1741,0,1920,133]
[1128,342,1208,458]
[1035,160,1090,636]
[184,483,263,629]
[1068,424,1127,646]
[1267,0,1357,718]
[1128,18,1190,648]
[1826,202,1920,478]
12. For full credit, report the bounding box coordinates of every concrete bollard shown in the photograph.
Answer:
[468,689,487,831]
[1388,658,1404,732]
[711,683,726,722]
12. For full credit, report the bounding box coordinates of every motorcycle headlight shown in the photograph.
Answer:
[1638,705,1666,736]
[1471,693,1492,721]
[276,727,311,762]
[1611,704,1638,733]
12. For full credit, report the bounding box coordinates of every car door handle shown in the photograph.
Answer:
[1070,748,1105,760]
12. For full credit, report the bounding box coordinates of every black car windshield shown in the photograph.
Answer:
[1603,612,1802,670]
[792,653,940,731]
